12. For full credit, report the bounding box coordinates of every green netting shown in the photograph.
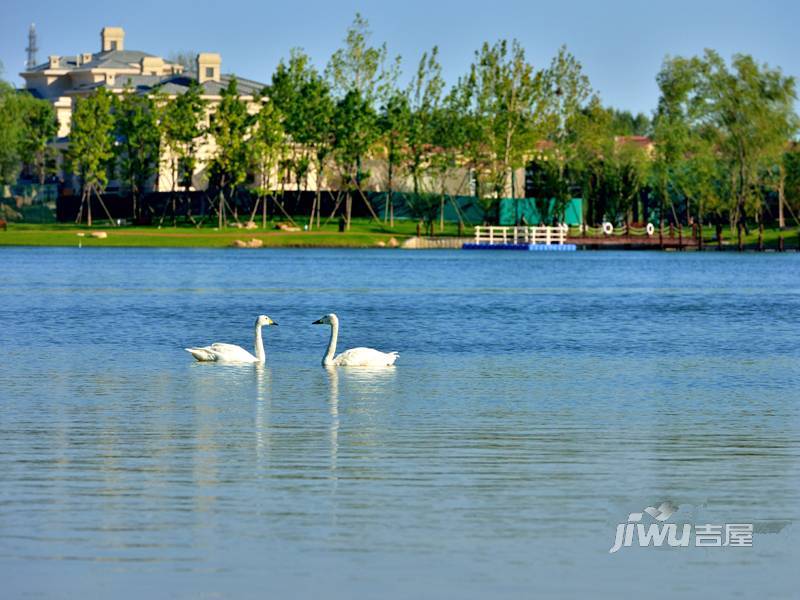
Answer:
[4,183,59,202]
[367,193,582,226]
[498,198,583,226]
[369,192,486,225]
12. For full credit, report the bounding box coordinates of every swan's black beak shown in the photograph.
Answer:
[271,321,279,326]
[312,319,322,325]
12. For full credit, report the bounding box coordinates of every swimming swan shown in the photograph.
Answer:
[312,313,398,367]
[185,315,277,363]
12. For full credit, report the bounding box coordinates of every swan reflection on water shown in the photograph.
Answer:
[324,364,398,387]
[186,359,273,396]
[254,364,272,464]
[323,365,398,474]
[326,367,339,473]
[325,366,397,398]
[187,358,397,476]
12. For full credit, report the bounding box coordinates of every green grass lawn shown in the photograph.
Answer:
[687,226,800,250]
[0,219,464,248]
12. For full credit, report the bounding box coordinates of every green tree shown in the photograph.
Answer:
[405,47,444,196]
[539,45,593,222]
[326,13,398,229]
[652,55,699,237]
[678,136,727,248]
[570,99,615,225]
[397,57,473,231]
[270,50,335,228]
[325,13,400,106]
[534,100,649,227]
[18,95,58,185]
[460,40,546,221]
[604,139,651,224]
[158,80,207,195]
[610,109,651,136]
[331,90,380,229]
[114,87,160,220]
[378,91,410,225]
[429,91,478,230]
[0,81,25,185]
[654,51,797,249]
[696,51,797,248]
[67,89,116,225]
[248,100,285,227]
[270,50,314,197]
[782,147,800,227]
[406,192,440,236]
[301,76,336,229]
[207,77,254,227]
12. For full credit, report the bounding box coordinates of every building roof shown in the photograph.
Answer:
[615,135,653,148]
[95,73,266,97]
[27,49,157,72]
[24,43,267,98]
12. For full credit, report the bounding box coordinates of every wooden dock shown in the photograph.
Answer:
[568,235,699,249]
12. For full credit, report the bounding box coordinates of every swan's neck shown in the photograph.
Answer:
[254,323,265,364]
[323,320,338,366]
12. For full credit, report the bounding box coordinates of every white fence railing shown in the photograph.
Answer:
[474,225,569,246]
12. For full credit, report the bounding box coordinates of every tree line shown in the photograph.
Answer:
[0,14,798,238]
[0,76,58,187]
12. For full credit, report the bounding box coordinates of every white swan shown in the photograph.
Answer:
[312,313,398,367]
[186,315,277,364]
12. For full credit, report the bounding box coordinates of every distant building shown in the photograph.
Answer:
[20,27,267,192]
[615,135,655,156]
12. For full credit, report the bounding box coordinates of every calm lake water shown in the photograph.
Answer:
[1,247,798,599]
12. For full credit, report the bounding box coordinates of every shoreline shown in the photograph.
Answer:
[0,223,797,251]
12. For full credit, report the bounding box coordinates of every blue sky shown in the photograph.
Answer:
[2,0,798,115]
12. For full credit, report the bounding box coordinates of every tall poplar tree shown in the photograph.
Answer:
[0,81,25,185]
[270,50,334,229]
[378,91,410,225]
[248,99,285,227]
[159,80,206,195]
[405,47,444,196]
[68,89,116,225]
[539,45,593,222]
[326,13,398,228]
[460,39,546,221]
[19,95,58,185]
[115,87,160,220]
[208,77,255,227]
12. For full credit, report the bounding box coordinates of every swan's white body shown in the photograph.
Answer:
[186,315,276,364]
[313,313,398,367]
